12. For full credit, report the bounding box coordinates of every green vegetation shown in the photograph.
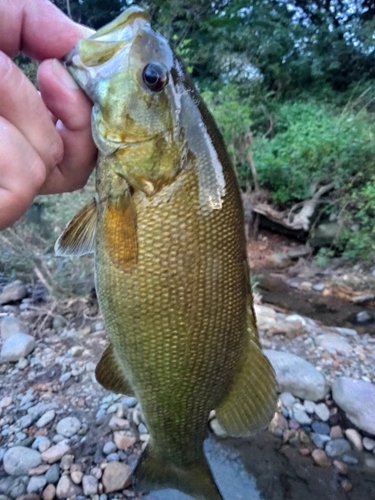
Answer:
[5,0,375,295]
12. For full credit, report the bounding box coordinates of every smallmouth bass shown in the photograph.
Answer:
[56,7,277,500]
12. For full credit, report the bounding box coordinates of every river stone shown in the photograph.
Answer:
[314,334,351,355]
[1,315,27,340]
[314,403,330,422]
[3,446,41,475]
[82,475,98,496]
[344,429,363,451]
[27,476,47,494]
[41,442,70,463]
[1,334,36,362]
[311,449,331,467]
[35,410,55,428]
[292,407,312,425]
[102,462,131,493]
[7,476,29,498]
[45,464,60,484]
[311,433,331,449]
[43,484,56,500]
[253,304,277,330]
[325,439,351,457]
[0,281,27,304]
[264,350,328,401]
[55,417,81,437]
[56,476,81,499]
[332,377,375,435]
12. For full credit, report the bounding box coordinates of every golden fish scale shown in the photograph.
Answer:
[95,155,247,465]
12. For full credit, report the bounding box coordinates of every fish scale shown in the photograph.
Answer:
[56,7,277,499]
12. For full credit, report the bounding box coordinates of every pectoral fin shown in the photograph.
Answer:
[55,199,97,256]
[95,344,135,396]
[215,306,277,436]
[103,191,138,270]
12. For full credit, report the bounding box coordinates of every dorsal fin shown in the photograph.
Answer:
[55,199,97,256]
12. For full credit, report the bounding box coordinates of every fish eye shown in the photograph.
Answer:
[142,63,168,92]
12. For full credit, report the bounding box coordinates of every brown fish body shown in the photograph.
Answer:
[56,7,277,499]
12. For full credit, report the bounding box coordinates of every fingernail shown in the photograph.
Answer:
[52,59,79,90]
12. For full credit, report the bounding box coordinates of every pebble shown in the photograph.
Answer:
[56,416,81,438]
[311,449,331,467]
[82,475,98,495]
[345,428,363,451]
[314,403,330,422]
[311,422,330,435]
[114,433,136,450]
[364,457,375,470]
[325,439,351,458]
[303,400,315,414]
[3,446,41,475]
[35,410,55,428]
[103,441,117,455]
[27,476,47,494]
[108,416,130,431]
[264,350,328,401]
[333,460,348,475]
[102,462,131,493]
[314,334,351,355]
[1,315,27,340]
[45,464,60,484]
[342,454,359,465]
[18,415,33,429]
[41,442,70,463]
[332,377,375,435]
[340,479,353,492]
[0,280,27,304]
[123,396,138,408]
[292,407,312,425]
[279,392,296,408]
[138,423,148,434]
[311,433,331,449]
[363,437,375,451]
[7,475,29,498]
[356,311,372,324]
[56,475,81,499]
[28,464,50,476]
[1,333,36,362]
[330,425,343,439]
[42,484,55,500]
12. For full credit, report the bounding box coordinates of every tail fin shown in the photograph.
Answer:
[132,445,223,500]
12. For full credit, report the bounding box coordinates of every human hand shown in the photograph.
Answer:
[0,0,97,229]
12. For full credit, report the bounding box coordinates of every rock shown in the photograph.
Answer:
[70,346,84,357]
[287,247,311,259]
[7,476,29,498]
[28,464,50,476]
[42,484,55,500]
[1,315,27,340]
[330,425,343,439]
[38,439,51,454]
[352,294,374,304]
[364,457,375,470]
[82,475,98,496]
[342,454,359,465]
[356,311,372,324]
[298,281,312,292]
[279,392,296,409]
[1,334,36,362]
[45,464,60,484]
[325,439,351,458]
[340,479,353,492]
[264,350,328,401]
[123,397,138,408]
[103,441,117,455]
[102,462,131,493]
[344,429,363,451]
[60,454,74,471]
[314,334,351,355]
[292,407,312,425]
[209,418,227,437]
[0,281,27,304]
[27,476,47,494]
[311,449,331,467]
[333,460,348,475]
[363,437,375,451]
[56,476,81,499]
[269,412,288,435]
[41,442,70,463]
[311,422,330,435]
[35,411,55,428]
[268,316,305,339]
[312,283,325,292]
[314,403,330,422]
[3,446,41,475]
[303,401,316,414]
[0,396,12,408]
[311,433,331,449]
[55,417,81,438]
[268,253,291,269]
[18,415,33,430]
[113,433,136,450]
[71,468,83,485]
[332,377,375,435]
[253,305,277,331]
[108,416,129,431]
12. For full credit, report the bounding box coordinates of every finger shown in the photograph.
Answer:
[38,60,97,194]
[0,52,64,175]
[0,0,93,60]
[0,117,46,229]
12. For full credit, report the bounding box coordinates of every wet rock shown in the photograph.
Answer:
[363,437,375,451]
[41,442,70,463]
[3,446,41,475]
[332,377,375,435]
[314,403,330,422]
[82,475,98,496]
[311,449,331,467]
[55,417,81,438]
[56,476,81,499]
[344,429,363,451]
[1,334,36,362]
[102,462,131,493]
[311,433,331,449]
[264,350,328,401]
[0,281,27,304]
[1,315,27,340]
[325,439,351,458]
[314,334,351,355]
[35,410,55,428]
[27,476,47,494]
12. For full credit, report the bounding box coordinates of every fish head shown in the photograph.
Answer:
[64,6,189,191]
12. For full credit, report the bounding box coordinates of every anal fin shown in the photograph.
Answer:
[103,191,138,270]
[95,344,135,396]
[55,199,96,256]
[215,304,278,437]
